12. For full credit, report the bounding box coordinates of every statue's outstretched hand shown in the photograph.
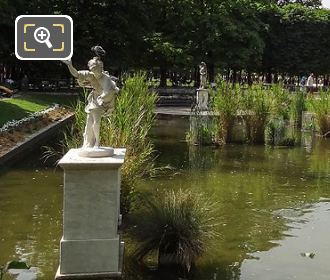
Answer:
[61,59,72,66]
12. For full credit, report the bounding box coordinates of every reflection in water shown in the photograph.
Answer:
[0,158,62,279]
[0,119,329,280]
[241,202,330,280]
[135,124,330,280]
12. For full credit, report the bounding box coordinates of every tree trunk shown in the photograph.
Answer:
[160,67,167,87]
[238,70,242,84]
[266,72,272,84]
[247,72,252,86]
[194,66,199,87]
[208,63,215,83]
[324,75,329,86]
[232,70,237,86]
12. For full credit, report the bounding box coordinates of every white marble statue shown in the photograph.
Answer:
[196,62,209,110]
[199,61,207,89]
[62,47,119,153]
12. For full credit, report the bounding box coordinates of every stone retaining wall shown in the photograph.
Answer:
[0,113,74,167]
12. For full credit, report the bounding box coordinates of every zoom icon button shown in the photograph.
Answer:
[15,15,73,60]
[34,27,53,48]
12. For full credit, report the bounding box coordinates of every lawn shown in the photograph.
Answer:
[0,94,78,126]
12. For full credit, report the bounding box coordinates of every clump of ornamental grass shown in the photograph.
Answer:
[307,90,330,137]
[211,79,241,144]
[133,189,219,273]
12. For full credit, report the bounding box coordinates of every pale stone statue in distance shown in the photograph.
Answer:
[199,61,207,89]
[196,62,209,110]
[62,46,119,157]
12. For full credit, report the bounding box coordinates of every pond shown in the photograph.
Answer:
[0,117,329,280]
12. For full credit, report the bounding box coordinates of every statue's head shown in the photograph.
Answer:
[88,57,103,78]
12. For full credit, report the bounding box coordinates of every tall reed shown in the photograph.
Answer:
[290,90,306,128]
[307,90,330,137]
[269,84,291,120]
[101,73,158,213]
[242,85,271,144]
[211,80,241,143]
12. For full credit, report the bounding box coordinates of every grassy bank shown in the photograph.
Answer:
[0,95,77,126]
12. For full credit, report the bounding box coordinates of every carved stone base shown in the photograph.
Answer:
[56,149,126,279]
[196,88,209,111]
[78,147,114,158]
[55,241,124,279]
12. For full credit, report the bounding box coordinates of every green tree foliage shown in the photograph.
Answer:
[262,4,330,76]
[1,0,330,79]
[277,0,321,8]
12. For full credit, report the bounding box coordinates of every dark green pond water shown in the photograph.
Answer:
[0,117,329,280]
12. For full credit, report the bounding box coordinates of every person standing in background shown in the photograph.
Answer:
[306,73,314,93]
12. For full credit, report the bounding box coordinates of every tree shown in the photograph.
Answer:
[262,4,330,78]
[277,0,321,8]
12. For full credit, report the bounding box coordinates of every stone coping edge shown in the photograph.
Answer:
[0,113,75,167]
[58,148,126,170]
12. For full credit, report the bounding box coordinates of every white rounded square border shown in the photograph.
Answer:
[15,15,73,61]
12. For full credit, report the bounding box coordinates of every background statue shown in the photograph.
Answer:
[199,62,207,89]
[62,46,119,149]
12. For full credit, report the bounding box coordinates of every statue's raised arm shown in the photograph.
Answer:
[62,59,78,78]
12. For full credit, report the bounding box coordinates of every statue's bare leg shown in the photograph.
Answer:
[92,111,102,148]
[83,113,94,148]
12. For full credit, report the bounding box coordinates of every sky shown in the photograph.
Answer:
[323,0,330,8]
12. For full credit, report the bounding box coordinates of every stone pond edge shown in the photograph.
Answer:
[0,113,75,167]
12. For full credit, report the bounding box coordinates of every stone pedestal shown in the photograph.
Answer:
[196,88,209,111]
[55,148,126,279]
[189,114,214,145]
[301,111,316,131]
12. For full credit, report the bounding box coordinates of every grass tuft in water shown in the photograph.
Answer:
[133,189,219,273]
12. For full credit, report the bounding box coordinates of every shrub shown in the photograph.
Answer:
[133,189,219,273]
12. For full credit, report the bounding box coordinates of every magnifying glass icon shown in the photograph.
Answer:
[34,27,53,49]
